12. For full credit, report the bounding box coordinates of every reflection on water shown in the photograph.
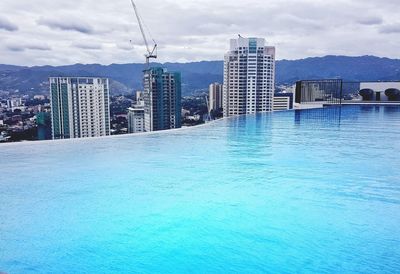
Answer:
[295,106,342,127]
[295,105,400,128]
[223,114,276,172]
[359,105,376,112]
[1,105,400,274]
[384,106,400,114]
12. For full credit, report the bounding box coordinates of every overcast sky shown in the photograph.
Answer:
[0,0,399,66]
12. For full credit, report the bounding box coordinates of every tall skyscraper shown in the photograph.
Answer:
[209,83,223,111]
[223,37,275,117]
[143,68,182,132]
[49,77,110,139]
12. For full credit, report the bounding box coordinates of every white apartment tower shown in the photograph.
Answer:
[127,102,145,134]
[223,37,275,117]
[49,77,111,139]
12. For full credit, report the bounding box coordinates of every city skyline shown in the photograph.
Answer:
[0,0,400,66]
[1,0,400,272]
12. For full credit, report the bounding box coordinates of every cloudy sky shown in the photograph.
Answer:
[0,0,399,66]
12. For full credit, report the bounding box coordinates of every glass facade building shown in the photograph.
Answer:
[36,111,52,140]
[143,68,182,132]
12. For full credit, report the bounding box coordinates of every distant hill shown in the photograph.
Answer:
[0,56,399,96]
[276,55,400,84]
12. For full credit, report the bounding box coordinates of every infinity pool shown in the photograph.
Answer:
[1,106,400,273]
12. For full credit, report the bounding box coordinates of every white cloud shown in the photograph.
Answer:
[37,17,95,34]
[0,16,18,31]
[72,41,103,50]
[0,0,399,66]
[5,41,51,52]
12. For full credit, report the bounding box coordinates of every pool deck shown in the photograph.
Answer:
[296,101,400,109]
[326,101,400,106]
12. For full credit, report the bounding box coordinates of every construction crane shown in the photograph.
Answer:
[129,0,157,67]
[205,95,211,122]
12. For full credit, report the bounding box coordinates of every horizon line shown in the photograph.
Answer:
[1,54,399,68]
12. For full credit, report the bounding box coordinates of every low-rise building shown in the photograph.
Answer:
[7,98,22,109]
[273,93,294,111]
[182,109,190,117]
[186,114,201,121]
[34,95,47,100]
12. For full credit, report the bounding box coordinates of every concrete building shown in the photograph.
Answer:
[135,91,144,104]
[7,98,25,112]
[209,83,223,111]
[34,95,47,100]
[127,105,145,134]
[7,98,22,109]
[273,93,294,111]
[143,68,181,132]
[223,36,275,117]
[49,77,110,139]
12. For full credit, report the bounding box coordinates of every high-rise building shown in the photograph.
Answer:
[127,102,145,134]
[209,83,223,111]
[49,77,110,139]
[223,37,275,117]
[143,67,181,132]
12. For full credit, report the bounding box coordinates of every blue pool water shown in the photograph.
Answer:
[1,105,400,273]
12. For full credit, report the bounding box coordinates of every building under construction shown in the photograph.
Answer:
[143,67,182,132]
[129,1,182,132]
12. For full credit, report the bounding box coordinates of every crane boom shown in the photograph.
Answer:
[205,95,211,121]
[130,0,157,66]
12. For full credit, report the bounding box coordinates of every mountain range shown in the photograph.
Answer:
[0,55,399,96]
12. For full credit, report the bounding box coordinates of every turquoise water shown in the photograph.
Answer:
[1,106,400,273]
